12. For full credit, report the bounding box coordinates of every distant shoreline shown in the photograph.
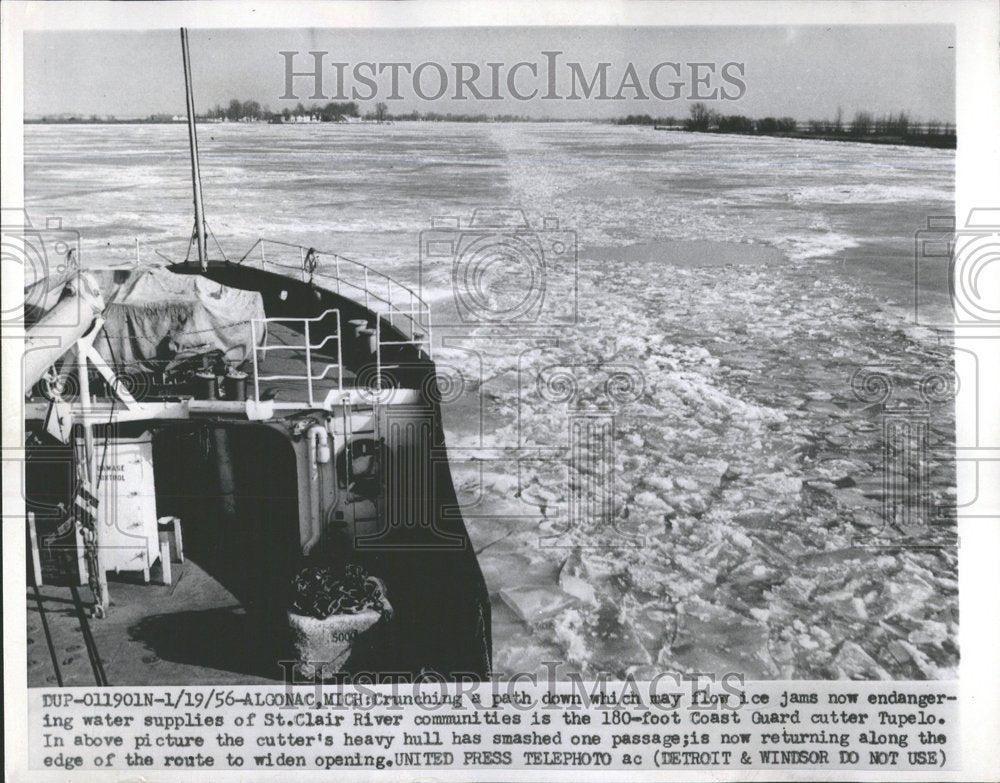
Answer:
[23,118,956,148]
[662,128,956,149]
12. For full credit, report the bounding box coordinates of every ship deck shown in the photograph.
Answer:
[26,512,540,686]
[27,559,285,686]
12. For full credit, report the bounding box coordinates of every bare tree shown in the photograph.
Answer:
[850,111,873,136]
[374,102,389,124]
[685,102,714,132]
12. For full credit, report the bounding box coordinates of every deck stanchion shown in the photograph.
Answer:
[305,321,314,407]
[375,318,382,391]
[335,311,344,391]
[251,320,262,402]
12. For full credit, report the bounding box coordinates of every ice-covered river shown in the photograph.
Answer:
[25,122,951,287]
[25,122,958,679]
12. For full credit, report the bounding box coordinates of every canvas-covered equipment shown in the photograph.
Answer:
[96,268,265,372]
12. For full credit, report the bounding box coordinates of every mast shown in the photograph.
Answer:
[181,28,207,269]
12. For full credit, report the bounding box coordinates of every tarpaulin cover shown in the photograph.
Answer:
[96,268,265,371]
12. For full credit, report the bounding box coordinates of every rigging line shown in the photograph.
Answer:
[206,222,228,261]
[184,222,197,264]
[94,328,120,491]
[135,237,176,265]
[31,585,64,687]
[70,585,108,686]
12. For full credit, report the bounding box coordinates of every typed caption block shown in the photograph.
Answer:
[31,679,957,773]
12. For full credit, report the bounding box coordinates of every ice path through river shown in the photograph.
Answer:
[444,126,958,680]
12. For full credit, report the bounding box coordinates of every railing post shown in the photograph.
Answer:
[335,311,343,392]
[375,317,381,392]
[251,320,261,402]
[364,268,370,311]
[335,255,342,295]
[304,320,314,407]
[260,241,266,267]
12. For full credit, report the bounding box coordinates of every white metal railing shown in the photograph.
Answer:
[238,238,432,358]
[250,308,343,407]
[375,308,432,387]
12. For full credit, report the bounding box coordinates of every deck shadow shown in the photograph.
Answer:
[128,606,291,681]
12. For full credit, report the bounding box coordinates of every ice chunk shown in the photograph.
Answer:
[559,572,599,608]
[499,586,576,625]
[553,609,591,667]
[661,600,778,679]
[832,641,891,680]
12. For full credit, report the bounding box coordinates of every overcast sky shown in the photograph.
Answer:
[24,25,955,121]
